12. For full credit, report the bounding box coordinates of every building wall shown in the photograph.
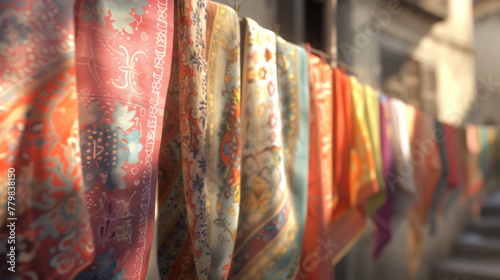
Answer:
[469,0,500,125]
[337,0,475,125]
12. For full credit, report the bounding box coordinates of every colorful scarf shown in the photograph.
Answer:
[230,18,300,279]
[157,2,241,279]
[464,125,484,199]
[74,0,174,278]
[298,53,335,280]
[0,1,93,278]
[388,98,416,223]
[276,38,310,270]
[406,109,442,275]
[427,121,449,234]
[364,86,385,215]
[435,124,463,218]
[371,93,394,259]
[328,76,380,265]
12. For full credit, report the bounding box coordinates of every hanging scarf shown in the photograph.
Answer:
[426,121,449,235]
[479,126,490,178]
[371,93,394,259]
[230,18,300,279]
[331,68,351,225]
[276,38,310,273]
[0,1,93,278]
[435,124,463,218]
[73,0,174,278]
[297,53,335,280]
[464,125,484,199]
[388,98,416,223]
[157,2,241,279]
[406,108,442,275]
[329,76,380,265]
[364,86,385,215]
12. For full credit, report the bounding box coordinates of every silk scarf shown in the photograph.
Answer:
[297,53,335,280]
[435,124,463,218]
[157,2,242,279]
[329,76,379,265]
[388,98,416,223]
[230,18,300,279]
[364,86,385,215]
[0,1,93,278]
[276,37,310,274]
[371,93,394,259]
[406,109,442,275]
[73,0,174,278]
[464,125,484,199]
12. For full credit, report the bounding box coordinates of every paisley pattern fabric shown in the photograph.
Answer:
[176,0,216,279]
[0,1,94,278]
[230,18,299,280]
[298,53,335,280]
[204,2,241,278]
[74,0,174,278]
[276,38,310,271]
[157,3,241,279]
[156,9,195,279]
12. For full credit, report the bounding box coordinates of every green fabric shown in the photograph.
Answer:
[364,86,386,215]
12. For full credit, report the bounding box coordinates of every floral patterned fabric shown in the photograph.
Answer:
[203,2,241,278]
[74,0,174,278]
[276,37,310,272]
[157,2,241,279]
[0,1,94,278]
[230,18,300,280]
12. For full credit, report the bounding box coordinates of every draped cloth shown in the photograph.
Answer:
[406,108,442,275]
[427,121,449,234]
[328,76,379,265]
[364,86,385,215]
[276,38,310,272]
[371,93,394,259]
[230,18,300,279]
[157,2,241,279]
[388,98,416,222]
[74,0,174,278]
[464,125,484,199]
[0,1,94,278]
[297,53,335,280]
[436,124,464,218]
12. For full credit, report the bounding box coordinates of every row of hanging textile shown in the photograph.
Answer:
[1,0,499,279]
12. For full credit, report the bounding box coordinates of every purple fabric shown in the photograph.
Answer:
[372,94,394,259]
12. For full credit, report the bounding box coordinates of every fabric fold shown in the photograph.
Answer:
[371,93,394,259]
[277,37,310,275]
[230,18,300,280]
[0,1,94,278]
[74,0,174,278]
[297,52,335,280]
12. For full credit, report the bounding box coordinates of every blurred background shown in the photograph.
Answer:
[210,0,500,279]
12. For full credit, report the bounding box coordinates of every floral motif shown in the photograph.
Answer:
[81,0,149,34]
